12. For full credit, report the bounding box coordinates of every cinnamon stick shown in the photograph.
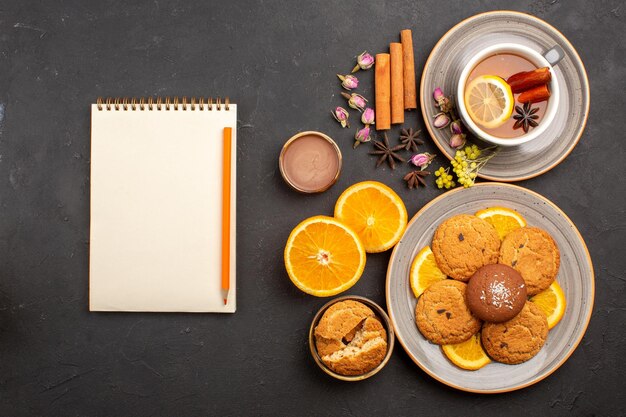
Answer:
[390,43,404,124]
[400,29,417,110]
[518,84,551,103]
[507,67,551,93]
[375,53,391,130]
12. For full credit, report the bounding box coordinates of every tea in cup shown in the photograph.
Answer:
[456,43,563,147]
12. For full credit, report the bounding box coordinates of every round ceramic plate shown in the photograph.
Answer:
[420,11,590,182]
[385,183,594,393]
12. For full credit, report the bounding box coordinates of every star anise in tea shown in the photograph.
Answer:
[513,102,539,133]
[403,170,430,189]
[369,133,406,169]
[399,128,423,152]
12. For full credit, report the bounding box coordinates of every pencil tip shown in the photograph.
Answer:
[223,298,228,305]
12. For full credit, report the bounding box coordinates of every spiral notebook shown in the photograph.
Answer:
[89,97,236,313]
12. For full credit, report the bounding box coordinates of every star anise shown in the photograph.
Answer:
[513,102,539,133]
[369,133,406,169]
[403,170,430,189]
[399,128,424,152]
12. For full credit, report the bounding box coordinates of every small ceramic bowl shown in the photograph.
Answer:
[279,131,342,193]
[308,295,395,381]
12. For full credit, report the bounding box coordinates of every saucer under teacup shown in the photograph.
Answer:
[420,10,590,182]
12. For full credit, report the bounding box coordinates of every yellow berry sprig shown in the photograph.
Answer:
[451,145,498,188]
[435,145,498,190]
[434,167,455,189]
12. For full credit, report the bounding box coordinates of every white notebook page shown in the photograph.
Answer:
[89,103,237,312]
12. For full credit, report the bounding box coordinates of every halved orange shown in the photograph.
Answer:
[334,181,408,253]
[410,246,447,298]
[530,280,566,329]
[475,206,527,240]
[442,332,491,371]
[284,215,366,297]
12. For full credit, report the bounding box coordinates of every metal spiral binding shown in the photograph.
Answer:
[96,96,230,111]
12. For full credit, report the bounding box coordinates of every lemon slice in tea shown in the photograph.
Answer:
[464,75,514,129]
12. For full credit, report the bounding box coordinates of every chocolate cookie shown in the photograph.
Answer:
[431,214,501,281]
[466,264,527,322]
[415,279,482,345]
[482,302,549,365]
[499,227,560,295]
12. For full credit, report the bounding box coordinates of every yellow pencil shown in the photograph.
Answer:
[221,127,232,305]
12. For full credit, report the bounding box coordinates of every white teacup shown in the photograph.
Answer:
[456,43,563,147]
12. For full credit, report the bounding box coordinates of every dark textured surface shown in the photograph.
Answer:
[0,1,624,416]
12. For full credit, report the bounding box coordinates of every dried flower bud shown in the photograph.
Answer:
[331,106,350,128]
[361,108,375,125]
[433,87,445,102]
[433,87,453,113]
[409,152,436,169]
[450,120,463,135]
[352,51,375,73]
[433,112,451,129]
[439,97,453,113]
[337,74,359,90]
[449,133,467,149]
[341,92,368,111]
[353,125,371,148]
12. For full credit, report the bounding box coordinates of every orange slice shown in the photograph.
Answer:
[442,332,491,371]
[410,246,447,298]
[530,280,566,329]
[284,215,366,297]
[475,206,527,240]
[334,181,408,253]
[464,75,514,129]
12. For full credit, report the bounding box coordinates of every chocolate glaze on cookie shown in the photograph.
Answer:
[466,264,527,322]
